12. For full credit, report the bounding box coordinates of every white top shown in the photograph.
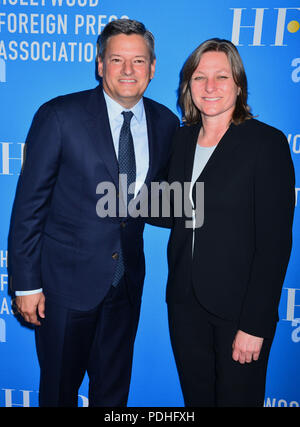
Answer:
[190,143,217,255]
[189,143,216,208]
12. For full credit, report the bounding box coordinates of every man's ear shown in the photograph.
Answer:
[150,59,156,80]
[98,58,104,78]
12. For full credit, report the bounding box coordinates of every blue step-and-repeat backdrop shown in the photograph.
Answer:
[0,0,299,407]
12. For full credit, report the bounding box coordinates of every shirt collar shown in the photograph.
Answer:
[103,90,144,124]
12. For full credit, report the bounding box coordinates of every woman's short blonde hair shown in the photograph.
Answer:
[178,38,252,125]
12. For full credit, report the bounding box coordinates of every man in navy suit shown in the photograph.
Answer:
[8,19,179,407]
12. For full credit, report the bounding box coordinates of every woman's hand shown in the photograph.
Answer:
[232,330,264,364]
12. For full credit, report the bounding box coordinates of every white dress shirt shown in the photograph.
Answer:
[103,90,149,197]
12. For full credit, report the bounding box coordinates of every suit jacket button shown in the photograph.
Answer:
[121,221,126,228]
[112,252,119,260]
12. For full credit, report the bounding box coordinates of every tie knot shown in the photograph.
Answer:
[122,111,134,123]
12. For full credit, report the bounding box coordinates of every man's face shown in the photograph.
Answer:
[98,33,156,109]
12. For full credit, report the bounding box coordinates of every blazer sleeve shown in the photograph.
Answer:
[8,102,62,293]
[238,129,295,338]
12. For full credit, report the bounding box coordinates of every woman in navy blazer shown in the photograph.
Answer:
[164,39,295,407]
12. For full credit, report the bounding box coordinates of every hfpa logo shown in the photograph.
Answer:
[283,288,300,343]
[0,58,6,82]
[230,7,300,46]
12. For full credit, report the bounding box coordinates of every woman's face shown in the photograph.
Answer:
[190,51,240,122]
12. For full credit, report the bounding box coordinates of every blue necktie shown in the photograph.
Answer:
[112,111,136,287]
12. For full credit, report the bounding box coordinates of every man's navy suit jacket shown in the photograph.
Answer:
[8,85,179,310]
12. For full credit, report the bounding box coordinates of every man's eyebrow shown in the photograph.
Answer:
[108,54,148,58]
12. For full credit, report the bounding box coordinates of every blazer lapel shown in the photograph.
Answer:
[84,86,119,188]
[186,121,245,206]
[195,121,243,182]
[184,123,201,183]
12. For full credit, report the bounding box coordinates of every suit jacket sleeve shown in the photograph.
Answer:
[8,102,62,292]
[238,129,295,338]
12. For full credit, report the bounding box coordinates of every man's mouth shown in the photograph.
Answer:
[119,79,136,83]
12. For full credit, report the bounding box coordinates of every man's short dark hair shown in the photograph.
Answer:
[97,19,156,64]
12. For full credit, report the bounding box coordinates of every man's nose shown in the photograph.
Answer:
[122,60,134,75]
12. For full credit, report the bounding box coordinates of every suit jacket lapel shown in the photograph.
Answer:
[84,85,119,188]
[143,98,158,188]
